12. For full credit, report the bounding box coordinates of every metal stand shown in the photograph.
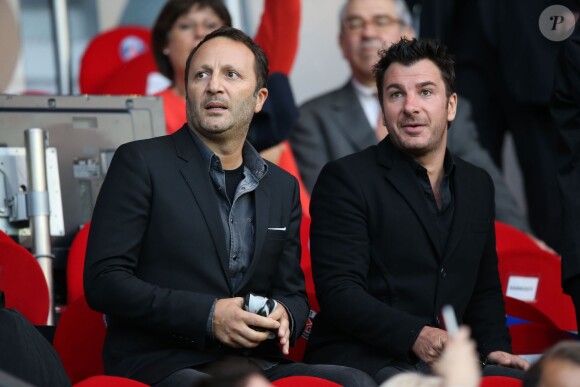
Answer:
[24,128,54,325]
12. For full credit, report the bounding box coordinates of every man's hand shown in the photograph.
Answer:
[433,326,481,387]
[268,302,291,355]
[487,351,530,371]
[213,297,280,349]
[412,326,449,365]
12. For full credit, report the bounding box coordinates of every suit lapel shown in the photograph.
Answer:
[333,82,377,152]
[173,127,232,290]
[378,139,443,258]
[237,181,270,291]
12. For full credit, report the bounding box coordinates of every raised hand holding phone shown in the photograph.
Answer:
[441,304,459,337]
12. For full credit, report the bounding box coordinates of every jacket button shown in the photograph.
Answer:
[440,268,447,279]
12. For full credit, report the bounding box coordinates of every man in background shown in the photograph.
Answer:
[289,0,531,233]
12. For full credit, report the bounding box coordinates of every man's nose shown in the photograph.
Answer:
[361,21,379,38]
[207,75,224,94]
[403,93,419,114]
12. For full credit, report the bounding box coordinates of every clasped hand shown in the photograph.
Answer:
[412,326,530,371]
[412,325,449,365]
[213,297,291,354]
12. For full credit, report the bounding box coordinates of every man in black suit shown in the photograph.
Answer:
[304,37,529,384]
[289,0,531,234]
[552,24,580,330]
[84,27,375,387]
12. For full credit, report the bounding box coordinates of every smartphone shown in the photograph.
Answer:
[441,304,459,337]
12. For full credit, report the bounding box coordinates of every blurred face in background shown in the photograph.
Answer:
[165,4,225,88]
[340,0,413,86]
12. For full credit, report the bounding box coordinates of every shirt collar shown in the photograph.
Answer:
[188,127,268,179]
[351,78,377,98]
[404,148,456,178]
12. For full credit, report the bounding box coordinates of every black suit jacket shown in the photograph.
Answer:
[553,27,580,286]
[290,81,529,231]
[84,126,309,384]
[304,137,511,376]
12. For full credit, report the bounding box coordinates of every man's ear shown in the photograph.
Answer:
[447,93,458,122]
[254,88,269,113]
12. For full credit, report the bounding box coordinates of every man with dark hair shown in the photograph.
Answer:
[289,0,532,234]
[304,37,529,383]
[523,341,580,387]
[84,27,375,387]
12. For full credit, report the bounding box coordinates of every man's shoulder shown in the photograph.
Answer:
[119,133,173,151]
[453,153,494,187]
[264,160,298,184]
[322,144,377,174]
[299,82,353,111]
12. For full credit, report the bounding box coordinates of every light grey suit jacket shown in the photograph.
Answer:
[289,80,530,232]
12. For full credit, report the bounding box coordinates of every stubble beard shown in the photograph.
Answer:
[186,94,257,142]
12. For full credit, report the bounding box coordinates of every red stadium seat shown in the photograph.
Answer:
[79,26,157,95]
[0,232,50,325]
[67,222,91,304]
[273,376,342,387]
[495,221,576,332]
[73,375,148,387]
[53,295,107,384]
[480,376,522,387]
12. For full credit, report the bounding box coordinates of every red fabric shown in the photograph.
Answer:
[67,222,91,304]
[509,322,573,355]
[79,26,152,94]
[495,221,540,256]
[504,295,557,328]
[277,142,317,362]
[480,376,523,387]
[0,235,50,325]
[89,53,158,95]
[273,376,342,387]
[53,296,107,384]
[156,88,186,135]
[278,142,310,217]
[254,0,301,75]
[73,376,149,387]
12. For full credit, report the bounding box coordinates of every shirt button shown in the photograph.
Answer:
[230,218,233,223]
[233,255,238,260]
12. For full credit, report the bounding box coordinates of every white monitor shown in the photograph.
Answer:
[0,94,166,242]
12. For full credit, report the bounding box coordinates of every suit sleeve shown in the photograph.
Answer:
[310,161,426,361]
[289,101,332,193]
[462,172,512,356]
[84,142,215,350]
[552,29,580,288]
[449,99,531,233]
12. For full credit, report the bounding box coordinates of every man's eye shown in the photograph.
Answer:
[390,91,402,98]
[226,71,239,78]
[196,72,208,79]
[421,89,432,96]
[346,17,364,30]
